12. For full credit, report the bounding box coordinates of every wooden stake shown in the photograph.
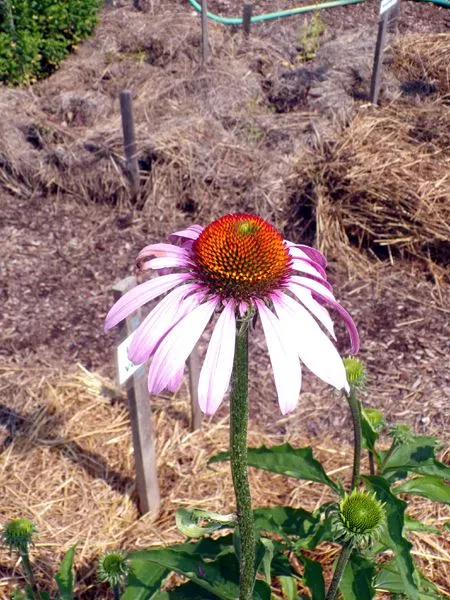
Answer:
[200,0,209,67]
[119,90,140,201]
[112,276,160,516]
[370,16,388,105]
[187,348,202,431]
[242,3,253,36]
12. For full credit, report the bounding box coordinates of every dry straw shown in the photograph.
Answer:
[0,363,449,597]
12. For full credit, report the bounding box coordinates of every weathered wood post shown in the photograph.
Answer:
[370,0,400,105]
[112,276,160,516]
[242,3,253,36]
[119,90,140,201]
[200,0,209,67]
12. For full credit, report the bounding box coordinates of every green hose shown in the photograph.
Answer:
[187,0,449,24]
[187,0,365,25]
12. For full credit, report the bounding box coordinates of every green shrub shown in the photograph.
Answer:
[0,0,100,85]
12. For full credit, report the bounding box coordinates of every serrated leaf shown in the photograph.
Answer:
[301,555,325,600]
[339,551,375,600]
[278,576,298,600]
[375,563,444,599]
[55,545,76,600]
[365,475,419,600]
[176,508,236,538]
[381,437,450,480]
[210,444,339,493]
[394,476,450,505]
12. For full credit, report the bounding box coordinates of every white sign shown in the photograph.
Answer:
[117,331,140,385]
[380,0,398,14]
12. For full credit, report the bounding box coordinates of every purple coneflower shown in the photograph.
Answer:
[105,213,359,415]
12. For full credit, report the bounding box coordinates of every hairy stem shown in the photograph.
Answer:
[20,551,40,600]
[325,542,353,600]
[230,324,255,600]
[368,450,376,476]
[347,390,362,490]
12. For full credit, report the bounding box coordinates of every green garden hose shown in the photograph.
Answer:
[187,0,449,24]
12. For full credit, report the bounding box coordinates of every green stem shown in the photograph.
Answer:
[368,450,376,476]
[347,390,362,490]
[113,583,121,600]
[229,323,255,600]
[20,550,40,600]
[325,542,353,600]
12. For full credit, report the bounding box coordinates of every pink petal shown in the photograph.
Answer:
[148,298,219,395]
[291,259,330,286]
[287,282,336,339]
[198,301,236,415]
[104,273,191,331]
[274,293,349,393]
[290,275,335,300]
[285,241,327,267]
[168,225,204,244]
[128,284,201,364]
[167,366,185,393]
[142,256,192,270]
[136,243,189,267]
[255,299,301,415]
[288,247,327,279]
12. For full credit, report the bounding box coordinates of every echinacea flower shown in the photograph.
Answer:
[105,213,359,416]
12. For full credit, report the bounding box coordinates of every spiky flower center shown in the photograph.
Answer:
[339,491,385,535]
[192,214,292,301]
[98,550,129,586]
[3,518,36,552]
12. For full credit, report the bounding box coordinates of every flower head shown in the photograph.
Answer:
[105,214,359,415]
[332,489,385,545]
[2,518,36,553]
[97,550,129,587]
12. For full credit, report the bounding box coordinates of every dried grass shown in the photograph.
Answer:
[287,100,450,277]
[0,363,449,598]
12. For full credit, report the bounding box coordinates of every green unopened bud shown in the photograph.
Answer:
[333,489,385,545]
[390,423,414,445]
[343,358,367,390]
[364,407,384,432]
[98,550,129,587]
[2,519,36,553]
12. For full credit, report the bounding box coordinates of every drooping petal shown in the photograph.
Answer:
[148,298,219,395]
[274,292,349,393]
[198,301,236,415]
[128,284,201,364]
[291,260,331,289]
[285,241,327,267]
[168,225,204,244]
[290,278,359,354]
[136,243,189,268]
[167,366,185,393]
[287,282,336,340]
[287,247,327,279]
[255,299,301,415]
[141,256,192,271]
[104,273,191,331]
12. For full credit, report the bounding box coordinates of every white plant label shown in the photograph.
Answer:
[117,331,140,385]
[380,0,398,15]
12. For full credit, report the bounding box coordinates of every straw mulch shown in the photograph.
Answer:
[392,33,450,96]
[287,99,450,275]
[0,362,449,598]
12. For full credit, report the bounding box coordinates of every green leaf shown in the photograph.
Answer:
[381,437,450,480]
[339,551,375,600]
[375,563,444,599]
[149,581,222,600]
[121,560,168,600]
[278,576,298,600]
[404,515,440,534]
[176,508,236,538]
[259,538,274,585]
[55,545,76,600]
[301,555,325,600]
[126,547,270,600]
[365,475,419,600]
[361,407,381,453]
[394,476,450,505]
[10,590,27,600]
[210,444,339,493]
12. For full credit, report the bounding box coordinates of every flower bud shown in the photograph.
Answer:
[333,489,385,545]
[97,550,129,587]
[343,357,367,390]
[2,519,36,553]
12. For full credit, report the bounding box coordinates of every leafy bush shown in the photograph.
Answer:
[0,0,100,85]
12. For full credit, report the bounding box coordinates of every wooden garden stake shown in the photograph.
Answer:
[370,0,400,105]
[119,90,140,201]
[200,0,209,67]
[187,348,202,431]
[112,276,160,516]
[242,3,253,36]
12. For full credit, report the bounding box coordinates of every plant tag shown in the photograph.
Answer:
[380,0,398,15]
[117,331,140,385]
